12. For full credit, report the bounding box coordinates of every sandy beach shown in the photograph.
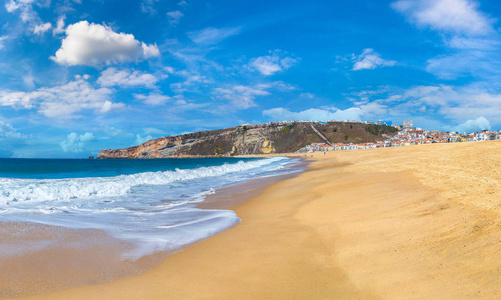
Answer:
[17,140,501,299]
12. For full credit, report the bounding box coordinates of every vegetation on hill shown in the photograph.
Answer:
[98,122,398,158]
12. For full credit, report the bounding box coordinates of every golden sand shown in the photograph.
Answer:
[20,140,501,299]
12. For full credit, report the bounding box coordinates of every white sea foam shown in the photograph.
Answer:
[0,157,302,259]
[0,157,289,204]
[0,157,301,260]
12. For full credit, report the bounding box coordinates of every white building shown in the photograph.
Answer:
[403,120,413,130]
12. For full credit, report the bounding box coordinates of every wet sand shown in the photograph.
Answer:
[16,140,501,299]
[198,158,307,209]
[0,159,306,298]
[0,222,172,297]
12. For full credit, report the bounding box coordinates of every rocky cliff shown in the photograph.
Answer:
[97,122,397,158]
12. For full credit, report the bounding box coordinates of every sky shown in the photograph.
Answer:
[0,0,500,157]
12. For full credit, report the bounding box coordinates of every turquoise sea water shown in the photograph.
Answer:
[0,157,301,259]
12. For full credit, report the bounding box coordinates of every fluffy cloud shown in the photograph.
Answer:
[52,21,160,67]
[142,42,161,59]
[454,116,491,133]
[187,27,240,45]
[97,67,157,88]
[352,48,396,70]
[134,93,170,106]
[263,103,387,122]
[36,79,117,117]
[60,132,95,153]
[391,0,493,36]
[261,84,501,131]
[343,83,501,130]
[5,0,38,23]
[249,51,298,76]
[393,0,497,80]
[385,84,501,123]
[213,84,272,109]
[0,77,124,117]
[5,0,35,12]
[33,22,52,35]
[0,90,33,108]
[167,10,184,24]
[53,15,66,35]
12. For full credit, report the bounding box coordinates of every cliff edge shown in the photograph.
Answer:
[97,122,397,158]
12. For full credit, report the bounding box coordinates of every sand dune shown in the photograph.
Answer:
[21,140,501,299]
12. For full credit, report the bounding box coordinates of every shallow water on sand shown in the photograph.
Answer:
[0,157,305,297]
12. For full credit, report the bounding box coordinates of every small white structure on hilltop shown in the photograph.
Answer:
[403,120,413,130]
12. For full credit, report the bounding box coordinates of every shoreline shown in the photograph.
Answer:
[16,141,501,299]
[1,156,305,298]
[198,157,308,210]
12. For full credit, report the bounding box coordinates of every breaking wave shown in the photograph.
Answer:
[0,157,289,204]
[0,157,301,259]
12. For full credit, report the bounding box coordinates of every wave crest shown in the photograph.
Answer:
[0,157,288,204]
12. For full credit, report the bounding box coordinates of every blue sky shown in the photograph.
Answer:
[0,0,500,157]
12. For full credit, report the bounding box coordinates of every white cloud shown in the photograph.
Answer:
[79,132,95,142]
[135,134,153,145]
[35,79,116,117]
[5,0,35,13]
[134,93,170,106]
[60,132,95,153]
[446,36,499,50]
[167,10,184,24]
[53,15,66,35]
[392,0,493,36]
[352,48,396,70]
[392,0,498,79]
[213,84,272,109]
[349,83,501,130]
[454,116,491,133]
[0,90,32,108]
[258,83,500,131]
[99,100,125,114]
[263,103,387,122]
[0,36,8,50]
[425,48,501,79]
[0,121,26,140]
[385,84,501,123]
[5,0,38,23]
[187,27,240,45]
[97,67,157,88]
[52,21,160,67]
[177,0,188,6]
[33,22,52,35]
[142,42,160,58]
[0,77,125,118]
[249,51,298,76]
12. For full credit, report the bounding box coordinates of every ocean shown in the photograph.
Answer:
[0,157,302,260]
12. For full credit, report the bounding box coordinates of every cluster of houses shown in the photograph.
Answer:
[299,120,501,153]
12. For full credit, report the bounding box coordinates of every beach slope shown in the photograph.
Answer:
[22,140,501,299]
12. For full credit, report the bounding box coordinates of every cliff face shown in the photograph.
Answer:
[97,122,397,158]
